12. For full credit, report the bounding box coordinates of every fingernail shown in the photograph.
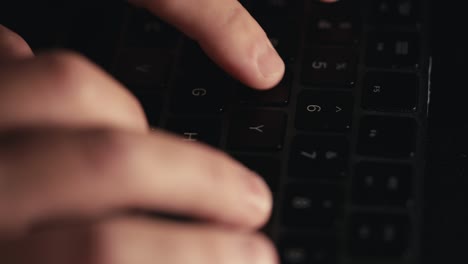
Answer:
[246,172,272,213]
[256,39,285,79]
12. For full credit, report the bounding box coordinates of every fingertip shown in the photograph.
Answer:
[253,39,285,90]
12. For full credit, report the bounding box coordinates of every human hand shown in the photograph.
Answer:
[128,0,286,90]
[0,25,275,263]
[0,0,339,262]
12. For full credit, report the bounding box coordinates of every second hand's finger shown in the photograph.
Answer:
[0,217,278,264]
[0,51,148,132]
[130,0,285,90]
[0,129,272,236]
[0,25,34,61]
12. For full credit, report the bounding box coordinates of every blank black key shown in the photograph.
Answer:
[165,118,222,147]
[366,32,420,68]
[352,162,413,207]
[301,47,357,87]
[279,235,337,264]
[237,72,292,106]
[295,91,353,131]
[348,213,410,258]
[227,110,287,151]
[235,156,281,192]
[281,183,343,228]
[113,49,172,89]
[289,135,348,180]
[357,116,416,158]
[362,72,419,112]
[369,0,420,24]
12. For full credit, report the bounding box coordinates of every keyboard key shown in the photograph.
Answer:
[307,0,360,45]
[279,235,337,264]
[124,8,180,48]
[289,135,348,180]
[366,32,420,68]
[357,116,416,158]
[236,72,292,106]
[170,41,230,114]
[301,47,357,87]
[164,118,222,147]
[362,72,419,112]
[235,156,281,192]
[352,162,413,207]
[170,79,227,114]
[348,213,410,258]
[256,19,299,63]
[227,110,287,151]
[250,0,301,63]
[369,0,420,24]
[282,183,343,228]
[113,49,172,89]
[295,91,353,131]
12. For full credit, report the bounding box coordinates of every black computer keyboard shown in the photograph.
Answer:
[1,0,442,263]
[110,1,431,263]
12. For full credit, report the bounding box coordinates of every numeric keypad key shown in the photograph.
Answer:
[296,91,353,131]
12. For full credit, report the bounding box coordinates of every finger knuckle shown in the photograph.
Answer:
[42,51,98,103]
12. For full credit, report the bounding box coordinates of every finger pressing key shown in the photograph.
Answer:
[130,0,285,90]
[0,129,272,237]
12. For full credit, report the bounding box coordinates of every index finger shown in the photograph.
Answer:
[130,0,285,90]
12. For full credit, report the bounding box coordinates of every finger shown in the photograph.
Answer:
[0,51,147,132]
[0,24,34,61]
[0,129,272,236]
[0,217,278,264]
[130,0,285,90]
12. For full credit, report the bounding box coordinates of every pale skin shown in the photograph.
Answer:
[0,0,336,263]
